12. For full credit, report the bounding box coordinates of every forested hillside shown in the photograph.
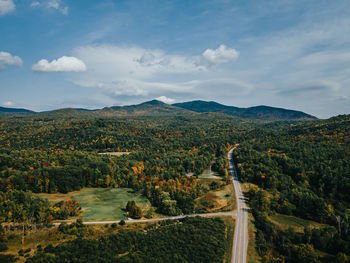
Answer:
[0,110,348,262]
[234,114,350,262]
[0,100,317,121]
[0,114,249,223]
[173,101,317,121]
[0,107,36,117]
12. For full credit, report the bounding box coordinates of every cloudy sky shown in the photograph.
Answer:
[1,0,350,118]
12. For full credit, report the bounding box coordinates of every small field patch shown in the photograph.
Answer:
[198,167,221,179]
[36,188,150,221]
[195,183,236,212]
[269,213,324,233]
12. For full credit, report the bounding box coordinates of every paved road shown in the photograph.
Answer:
[228,146,248,263]
[53,211,237,226]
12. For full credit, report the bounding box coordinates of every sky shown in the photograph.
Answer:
[0,0,350,118]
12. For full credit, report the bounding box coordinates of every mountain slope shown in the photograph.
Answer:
[0,100,318,120]
[37,108,97,119]
[173,101,317,121]
[0,106,36,116]
[98,100,194,117]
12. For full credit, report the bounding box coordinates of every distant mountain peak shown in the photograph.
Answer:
[0,106,36,116]
[173,100,317,121]
[140,99,166,106]
[0,100,318,120]
[97,99,191,117]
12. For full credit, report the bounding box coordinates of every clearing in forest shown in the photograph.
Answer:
[268,213,324,233]
[37,188,150,221]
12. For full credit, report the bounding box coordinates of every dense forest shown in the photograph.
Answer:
[1,217,227,263]
[0,110,349,262]
[0,114,249,223]
[234,114,350,262]
[28,217,226,263]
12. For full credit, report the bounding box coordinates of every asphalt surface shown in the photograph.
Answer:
[229,147,248,263]
[53,211,237,226]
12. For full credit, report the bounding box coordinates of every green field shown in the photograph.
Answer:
[222,216,235,263]
[195,181,236,213]
[247,213,260,263]
[198,167,221,179]
[269,213,324,233]
[37,188,151,221]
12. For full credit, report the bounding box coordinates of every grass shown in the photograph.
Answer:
[247,213,260,263]
[268,213,324,233]
[241,183,260,263]
[222,216,235,263]
[195,182,236,213]
[198,167,221,179]
[213,184,236,211]
[36,188,151,221]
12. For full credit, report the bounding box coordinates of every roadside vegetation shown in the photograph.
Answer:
[195,178,236,213]
[1,110,349,262]
[0,114,245,259]
[234,115,350,262]
[3,217,229,263]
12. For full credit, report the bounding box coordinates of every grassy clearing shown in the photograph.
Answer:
[35,189,87,203]
[36,188,151,221]
[222,216,235,263]
[199,167,221,179]
[247,212,260,263]
[213,184,236,211]
[268,213,324,233]
[195,180,236,213]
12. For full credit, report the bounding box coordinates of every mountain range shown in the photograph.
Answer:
[0,100,318,121]
[0,106,36,116]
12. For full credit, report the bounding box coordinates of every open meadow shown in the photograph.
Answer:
[36,188,151,221]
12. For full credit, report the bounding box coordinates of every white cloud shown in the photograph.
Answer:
[0,51,23,70]
[74,44,238,78]
[32,56,87,72]
[73,78,194,97]
[2,101,14,107]
[60,6,68,15]
[0,0,15,15]
[47,1,59,9]
[71,44,239,97]
[299,50,350,65]
[47,0,68,15]
[156,96,175,104]
[30,1,40,7]
[202,45,239,66]
[279,80,341,96]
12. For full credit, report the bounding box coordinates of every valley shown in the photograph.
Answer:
[0,103,349,263]
[2,1,349,262]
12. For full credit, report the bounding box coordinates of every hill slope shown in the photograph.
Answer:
[0,106,36,116]
[0,100,318,120]
[173,100,317,121]
[98,100,194,117]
